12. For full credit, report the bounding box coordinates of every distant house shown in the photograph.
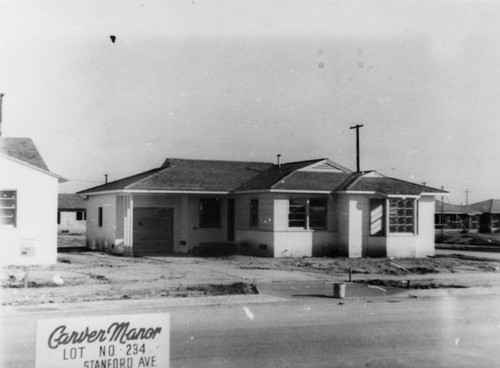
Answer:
[434,201,480,232]
[58,194,86,234]
[469,199,500,233]
[0,137,65,265]
[79,157,445,258]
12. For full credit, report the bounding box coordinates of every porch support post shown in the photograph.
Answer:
[124,194,134,256]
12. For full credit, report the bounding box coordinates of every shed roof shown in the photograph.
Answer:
[58,194,86,210]
[0,137,49,171]
[0,137,66,181]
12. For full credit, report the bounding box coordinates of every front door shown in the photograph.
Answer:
[227,199,235,242]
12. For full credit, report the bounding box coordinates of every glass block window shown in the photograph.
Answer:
[0,190,17,227]
[389,198,415,233]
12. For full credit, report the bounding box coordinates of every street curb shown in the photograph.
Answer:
[391,286,500,299]
[1,294,286,316]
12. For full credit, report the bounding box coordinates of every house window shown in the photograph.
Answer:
[199,198,221,228]
[250,199,259,228]
[389,198,415,233]
[0,190,17,227]
[289,198,307,228]
[76,211,86,221]
[309,198,327,229]
[370,199,385,236]
[57,211,61,225]
[98,207,103,227]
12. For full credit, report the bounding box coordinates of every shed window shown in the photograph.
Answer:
[199,198,221,228]
[289,199,306,228]
[250,199,259,228]
[0,190,17,227]
[309,199,327,229]
[389,198,415,233]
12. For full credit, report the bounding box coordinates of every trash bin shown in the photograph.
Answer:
[333,283,346,299]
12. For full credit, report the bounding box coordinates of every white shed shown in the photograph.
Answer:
[0,137,65,265]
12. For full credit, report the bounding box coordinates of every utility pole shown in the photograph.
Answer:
[350,124,364,172]
[0,93,4,137]
[464,189,470,206]
[440,186,444,237]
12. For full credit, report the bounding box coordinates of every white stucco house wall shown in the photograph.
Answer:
[79,157,445,258]
[0,137,65,266]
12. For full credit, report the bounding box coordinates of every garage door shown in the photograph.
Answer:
[133,207,174,256]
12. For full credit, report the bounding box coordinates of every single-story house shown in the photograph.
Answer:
[469,199,500,233]
[0,137,65,265]
[58,193,86,234]
[434,201,480,232]
[79,157,445,258]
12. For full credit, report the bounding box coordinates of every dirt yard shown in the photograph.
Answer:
[2,248,500,306]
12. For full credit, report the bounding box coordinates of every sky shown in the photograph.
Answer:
[1,0,500,204]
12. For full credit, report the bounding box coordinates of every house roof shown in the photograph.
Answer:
[58,194,86,210]
[236,159,350,191]
[0,137,66,182]
[79,157,447,197]
[79,158,274,194]
[434,201,479,214]
[469,199,500,214]
[336,173,446,196]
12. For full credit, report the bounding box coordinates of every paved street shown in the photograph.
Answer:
[2,293,500,368]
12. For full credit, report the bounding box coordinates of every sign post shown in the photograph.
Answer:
[36,313,170,368]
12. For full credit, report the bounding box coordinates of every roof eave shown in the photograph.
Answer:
[1,152,67,182]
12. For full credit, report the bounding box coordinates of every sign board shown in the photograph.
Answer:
[36,313,170,368]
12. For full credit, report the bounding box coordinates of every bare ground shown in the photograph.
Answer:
[2,245,500,305]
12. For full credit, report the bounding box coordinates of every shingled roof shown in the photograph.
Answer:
[335,172,446,195]
[58,194,86,210]
[79,158,274,194]
[79,157,446,197]
[0,137,50,171]
[434,201,482,215]
[469,199,500,214]
[0,137,66,181]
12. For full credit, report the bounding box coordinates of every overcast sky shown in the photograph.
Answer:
[1,0,499,204]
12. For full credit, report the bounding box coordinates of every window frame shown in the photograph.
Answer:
[369,198,386,236]
[76,210,86,221]
[288,198,307,228]
[199,197,222,228]
[309,198,327,230]
[288,197,328,230]
[388,198,417,234]
[0,190,17,228]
